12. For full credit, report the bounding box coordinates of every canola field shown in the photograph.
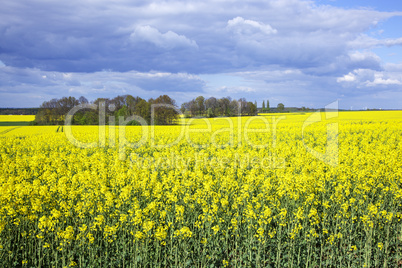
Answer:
[0,115,35,123]
[0,111,401,267]
[0,115,35,127]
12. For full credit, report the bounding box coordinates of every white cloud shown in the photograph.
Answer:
[365,73,402,86]
[349,34,402,49]
[382,38,402,47]
[337,67,402,88]
[130,25,198,50]
[227,17,277,35]
[349,51,381,63]
[337,72,356,83]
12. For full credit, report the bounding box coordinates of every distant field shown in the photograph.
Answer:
[0,115,35,126]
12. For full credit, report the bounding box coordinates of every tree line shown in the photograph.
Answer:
[0,108,39,115]
[181,96,257,117]
[34,95,178,125]
[34,95,261,125]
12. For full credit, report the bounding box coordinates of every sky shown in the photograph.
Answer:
[1,0,402,109]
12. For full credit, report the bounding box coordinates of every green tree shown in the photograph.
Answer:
[248,102,257,115]
[110,95,126,112]
[135,98,151,124]
[207,108,214,118]
[115,105,129,120]
[81,110,99,125]
[152,95,179,125]
[277,103,284,112]
[180,103,186,114]
[195,96,205,116]
[205,97,218,116]
[229,99,239,116]
[218,97,231,116]
[126,95,136,115]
